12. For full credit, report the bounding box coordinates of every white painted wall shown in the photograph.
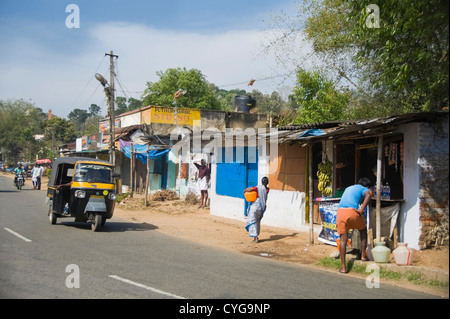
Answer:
[120,112,141,127]
[262,190,305,230]
[210,190,307,232]
[396,122,421,250]
[210,194,246,221]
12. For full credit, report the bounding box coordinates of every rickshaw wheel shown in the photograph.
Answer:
[91,214,102,232]
[49,206,57,225]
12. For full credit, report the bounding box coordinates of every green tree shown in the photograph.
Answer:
[115,97,128,115]
[293,68,351,124]
[115,97,143,115]
[88,104,101,116]
[304,0,449,113]
[128,97,143,110]
[18,127,39,162]
[68,108,89,133]
[68,104,102,136]
[0,99,46,163]
[142,67,226,110]
[84,117,101,136]
[265,0,449,116]
[43,117,76,159]
[215,88,247,110]
[251,90,285,116]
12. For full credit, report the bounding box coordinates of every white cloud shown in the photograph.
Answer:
[89,22,285,90]
[1,22,309,117]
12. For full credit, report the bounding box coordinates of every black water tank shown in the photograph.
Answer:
[235,95,256,113]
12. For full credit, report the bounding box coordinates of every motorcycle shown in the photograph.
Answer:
[15,174,24,190]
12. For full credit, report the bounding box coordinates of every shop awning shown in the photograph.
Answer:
[121,143,170,164]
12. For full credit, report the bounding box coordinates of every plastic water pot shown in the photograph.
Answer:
[371,241,391,263]
[393,243,413,265]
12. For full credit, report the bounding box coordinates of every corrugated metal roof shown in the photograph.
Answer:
[274,111,448,144]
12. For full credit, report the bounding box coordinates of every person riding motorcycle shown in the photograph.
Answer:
[14,164,26,186]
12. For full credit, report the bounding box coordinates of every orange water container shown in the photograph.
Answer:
[336,238,351,251]
[244,191,257,202]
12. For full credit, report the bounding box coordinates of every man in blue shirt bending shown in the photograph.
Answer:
[337,177,372,273]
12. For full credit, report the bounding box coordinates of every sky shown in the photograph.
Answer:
[0,0,305,118]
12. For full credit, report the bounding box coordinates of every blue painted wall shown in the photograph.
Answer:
[216,147,258,213]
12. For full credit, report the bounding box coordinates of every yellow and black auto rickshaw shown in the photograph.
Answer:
[47,157,119,231]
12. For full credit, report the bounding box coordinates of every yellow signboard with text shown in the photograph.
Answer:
[148,106,201,126]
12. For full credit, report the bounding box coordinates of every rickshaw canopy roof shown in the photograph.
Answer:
[48,157,113,187]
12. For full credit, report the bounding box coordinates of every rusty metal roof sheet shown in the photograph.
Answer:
[275,111,448,144]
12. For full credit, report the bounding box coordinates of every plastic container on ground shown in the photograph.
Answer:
[371,241,391,263]
[393,243,413,265]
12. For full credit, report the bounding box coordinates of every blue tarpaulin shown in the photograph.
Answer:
[298,129,325,138]
[121,144,170,164]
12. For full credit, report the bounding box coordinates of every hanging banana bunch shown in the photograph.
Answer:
[317,159,333,197]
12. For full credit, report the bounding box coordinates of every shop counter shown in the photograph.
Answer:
[314,197,402,247]
[314,197,370,247]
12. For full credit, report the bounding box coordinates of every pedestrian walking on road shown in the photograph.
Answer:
[244,177,269,243]
[32,164,45,190]
[31,165,38,189]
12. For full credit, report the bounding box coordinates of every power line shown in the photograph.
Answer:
[114,58,129,99]
[218,72,295,88]
[115,59,146,99]
[115,76,129,100]
[80,82,102,108]
[69,55,107,109]
[74,60,296,114]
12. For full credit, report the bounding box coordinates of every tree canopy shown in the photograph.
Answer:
[305,0,449,113]
[0,99,76,163]
[265,0,449,117]
[293,68,351,123]
[142,67,227,110]
[115,97,143,115]
[68,104,102,136]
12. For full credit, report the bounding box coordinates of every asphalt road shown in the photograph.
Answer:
[0,175,442,303]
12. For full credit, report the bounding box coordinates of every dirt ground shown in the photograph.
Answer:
[116,194,334,266]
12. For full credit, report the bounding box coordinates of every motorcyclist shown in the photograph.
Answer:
[14,164,26,186]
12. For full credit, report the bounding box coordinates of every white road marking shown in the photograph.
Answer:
[108,275,185,299]
[4,227,32,242]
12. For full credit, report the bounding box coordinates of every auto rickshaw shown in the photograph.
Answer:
[46,157,119,231]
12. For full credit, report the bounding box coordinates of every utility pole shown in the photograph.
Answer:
[105,51,118,164]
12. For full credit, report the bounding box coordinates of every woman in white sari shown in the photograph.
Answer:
[244,177,269,243]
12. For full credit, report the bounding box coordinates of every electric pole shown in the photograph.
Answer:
[106,51,118,164]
